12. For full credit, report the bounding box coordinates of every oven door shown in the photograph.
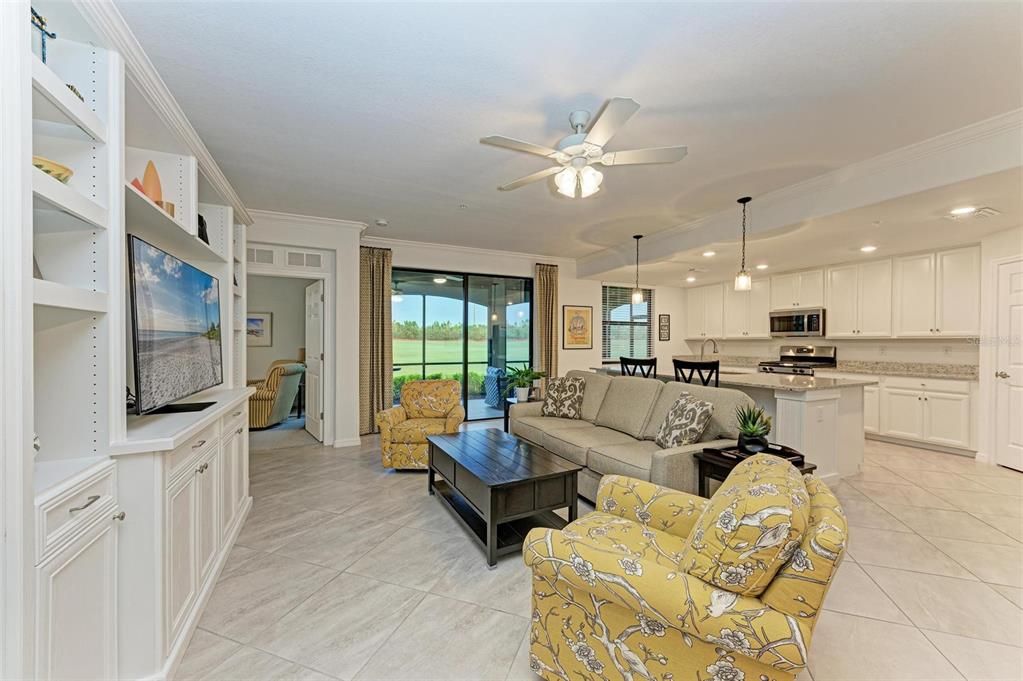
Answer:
[770,310,825,337]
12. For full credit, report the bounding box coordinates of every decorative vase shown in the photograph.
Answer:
[514,386,530,401]
[737,433,769,456]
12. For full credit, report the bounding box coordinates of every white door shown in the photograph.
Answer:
[936,246,981,336]
[770,273,798,310]
[748,279,772,338]
[165,472,197,653]
[881,387,925,440]
[863,385,880,434]
[35,514,118,681]
[797,269,825,308]
[220,434,237,542]
[893,253,935,336]
[305,281,324,441]
[923,391,971,449]
[196,449,220,586]
[857,259,893,337]
[826,264,859,337]
[995,259,1023,471]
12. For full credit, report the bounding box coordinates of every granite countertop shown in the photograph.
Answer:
[592,367,876,392]
[671,355,979,381]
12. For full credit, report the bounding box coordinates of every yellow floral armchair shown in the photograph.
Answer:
[522,454,847,681]
[376,379,465,469]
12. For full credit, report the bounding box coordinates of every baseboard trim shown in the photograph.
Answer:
[150,495,253,681]
[333,437,362,448]
[866,434,977,458]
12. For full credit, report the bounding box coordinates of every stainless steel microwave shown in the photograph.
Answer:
[770,308,826,337]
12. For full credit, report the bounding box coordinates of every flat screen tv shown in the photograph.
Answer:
[128,235,223,414]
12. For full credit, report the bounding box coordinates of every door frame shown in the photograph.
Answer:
[391,266,534,420]
[245,266,334,445]
[978,252,1023,466]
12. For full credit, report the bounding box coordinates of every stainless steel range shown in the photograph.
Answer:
[758,345,837,376]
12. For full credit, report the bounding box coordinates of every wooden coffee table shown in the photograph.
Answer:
[427,429,582,566]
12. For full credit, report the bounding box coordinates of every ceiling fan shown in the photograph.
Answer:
[480,97,688,198]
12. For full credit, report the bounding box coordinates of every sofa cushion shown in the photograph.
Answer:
[513,416,588,445]
[541,376,585,419]
[541,425,635,466]
[594,377,662,438]
[587,440,660,480]
[563,512,690,569]
[566,370,612,422]
[390,418,445,444]
[654,393,714,448]
[641,381,754,442]
[680,454,811,597]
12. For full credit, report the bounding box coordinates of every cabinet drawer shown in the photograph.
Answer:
[166,422,219,484]
[222,404,248,440]
[37,461,116,562]
[883,376,970,394]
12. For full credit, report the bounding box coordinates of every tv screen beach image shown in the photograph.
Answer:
[130,237,223,413]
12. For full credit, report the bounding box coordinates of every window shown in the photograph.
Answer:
[601,285,654,361]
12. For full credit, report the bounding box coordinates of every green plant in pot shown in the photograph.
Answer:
[506,366,546,401]
[735,404,772,456]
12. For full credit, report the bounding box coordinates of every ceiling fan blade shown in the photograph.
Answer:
[480,135,560,159]
[584,97,640,147]
[497,165,562,191]
[600,145,688,166]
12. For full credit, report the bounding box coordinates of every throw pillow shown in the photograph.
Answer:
[541,376,585,419]
[655,393,714,448]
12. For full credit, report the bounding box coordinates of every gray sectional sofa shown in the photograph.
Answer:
[509,370,755,500]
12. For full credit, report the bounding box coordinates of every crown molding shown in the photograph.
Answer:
[249,208,367,232]
[578,109,1023,278]
[73,0,253,225]
[360,235,574,266]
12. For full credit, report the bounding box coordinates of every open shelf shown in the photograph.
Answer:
[32,167,107,231]
[33,279,107,329]
[31,57,107,143]
[126,182,226,263]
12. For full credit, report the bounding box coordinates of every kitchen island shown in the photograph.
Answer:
[593,366,876,482]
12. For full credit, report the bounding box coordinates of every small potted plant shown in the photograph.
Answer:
[506,366,546,401]
[735,404,772,456]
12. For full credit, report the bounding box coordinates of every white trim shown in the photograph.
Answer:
[361,234,574,267]
[72,0,252,226]
[249,208,367,232]
[333,437,362,449]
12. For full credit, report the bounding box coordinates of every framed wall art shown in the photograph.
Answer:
[247,312,273,347]
[562,305,593,350]
[658,314,671,341]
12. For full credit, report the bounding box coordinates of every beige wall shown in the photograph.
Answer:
[246,275,315,380]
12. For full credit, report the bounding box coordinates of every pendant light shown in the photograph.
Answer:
[631,234,644,303]
[734,196,753,291]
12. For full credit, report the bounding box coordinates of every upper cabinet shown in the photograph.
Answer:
[724,279,771,339]
[894,246,980,337]
[685,283,724,339]
[769,269,823,310]
[826,259,892,338]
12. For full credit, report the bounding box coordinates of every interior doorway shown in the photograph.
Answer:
[994,258,1023,472]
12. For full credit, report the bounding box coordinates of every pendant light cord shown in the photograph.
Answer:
[635,237,640,290]
[740,202,747,271]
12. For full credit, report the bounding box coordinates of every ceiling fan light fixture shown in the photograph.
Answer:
[555,167,577,197]
[579,166,603,198]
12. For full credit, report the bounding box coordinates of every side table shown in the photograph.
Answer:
[694,447,817,498]
[503,396,538,433]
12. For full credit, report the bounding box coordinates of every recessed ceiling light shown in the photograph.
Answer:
[949,206,977,216]
[702,251,716,257]
[860,245,878,253]
[374,218,388,227]
[756,264,768,270]
[433,277,446,284]
[686,275,696,283]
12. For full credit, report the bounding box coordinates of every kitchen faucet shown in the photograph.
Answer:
[700,338,719,361]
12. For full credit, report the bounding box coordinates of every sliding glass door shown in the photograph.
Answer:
[392,269,532,420]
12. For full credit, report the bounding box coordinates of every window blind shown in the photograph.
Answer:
[601,285,655,361]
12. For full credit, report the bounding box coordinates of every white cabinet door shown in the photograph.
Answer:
[723,286,748,338]
[936,246,980,336]
[703,284,724,338]
[881,387,925,440]
[923,391,971,449]
[235,425,248,512]
[197,448,220,587]
[685,287,705,338]
[35,514,118,681]
[826,264,859,337]
[857,259,893,337]
[748,279,771,338]
[894,253,936,336]
[220,433,237,542]
[863,385,880,434]
[770,272,798,310]
[165,471,197,653]
[797,269,825,308]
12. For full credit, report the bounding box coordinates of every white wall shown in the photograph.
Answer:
[246,275,315,380]
[248,210,365,447]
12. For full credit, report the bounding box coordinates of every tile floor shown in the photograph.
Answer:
[176,429,1023,681]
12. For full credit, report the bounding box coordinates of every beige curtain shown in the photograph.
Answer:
[535,263,559,386]
[359,246,393,435]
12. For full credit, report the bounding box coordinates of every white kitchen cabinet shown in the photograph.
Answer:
[724,279,770,338]
[35,509,119,681]
[826,259,892,337]
[220,419,247,542]
[165,468,198,651]
[923,391,972,449]
[196,447,221,587]
[879,377,973,449]
[863,384,880,434]
[770,269,823,310]
[893,246,980,337]
[880,386,925,440]
[686,283,724,338]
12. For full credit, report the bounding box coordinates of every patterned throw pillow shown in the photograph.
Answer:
[541,376,586,419]
[654,393,714,448]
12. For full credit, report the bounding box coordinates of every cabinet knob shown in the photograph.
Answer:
[935,328,940,333]
[113,511,126,521]
[995,371,1010,379]
[236,427,243,434]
